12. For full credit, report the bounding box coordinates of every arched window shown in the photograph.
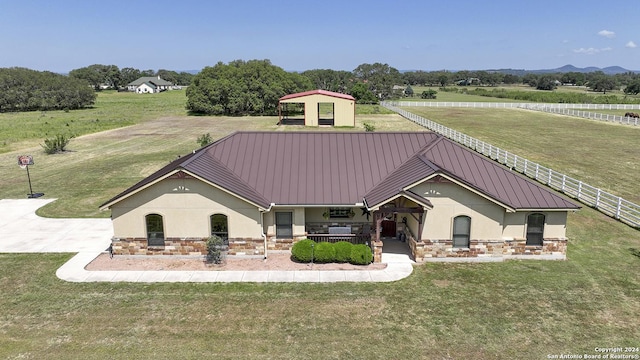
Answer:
[210,214,228,244]
[526,213,545,246]
[452,215,471,248]
[146,214,164,247]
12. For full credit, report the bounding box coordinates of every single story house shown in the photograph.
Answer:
[127,76,174,93]
[100,132,580,262]
[278,90,355,127]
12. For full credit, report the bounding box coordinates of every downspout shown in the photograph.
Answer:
[260,203,275,260]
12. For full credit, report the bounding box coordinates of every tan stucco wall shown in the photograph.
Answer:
[503,211,568,239]
[406,181,569,241]
[280,94,355,127]
[110,178,262,239]
[411,181,505,240]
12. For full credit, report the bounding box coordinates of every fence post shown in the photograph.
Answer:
[577,182,583,200]
[535,164,539,179]
[596,189,601,208]
[561,175,566,192]
[615,197,622,219]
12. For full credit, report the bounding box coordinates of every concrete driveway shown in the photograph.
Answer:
[0,199,112,253]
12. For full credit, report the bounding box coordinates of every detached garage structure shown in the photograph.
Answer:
[278,90,355,127]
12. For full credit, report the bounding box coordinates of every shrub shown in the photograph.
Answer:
[291,239,315,263]
[197,133,212,147]
[206,235,225,264]
[313,241,336,263]
[350,244,373,265]
[363,122,375,132]
[41,134,74,154]
[334,241,353,263]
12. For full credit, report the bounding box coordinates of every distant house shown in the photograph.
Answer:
[392,85,406,96]
[127,76,174,94]
[100,132,580,263]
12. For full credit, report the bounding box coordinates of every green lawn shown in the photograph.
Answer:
[400,106,640,205]
[0,206,638,359]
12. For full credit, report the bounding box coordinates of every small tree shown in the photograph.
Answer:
[206,235,226,264]
[404,85,414,97]
[624,81,640,95]
[197,133,212,147]
[421,89,437,99]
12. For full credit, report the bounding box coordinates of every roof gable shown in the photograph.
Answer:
[279,89,355,102]
[364,137,579,210]
[419,138,578,209]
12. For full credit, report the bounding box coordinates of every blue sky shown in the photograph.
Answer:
[1,0,638,73]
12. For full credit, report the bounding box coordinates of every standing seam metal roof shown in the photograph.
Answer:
[101,132,579,211]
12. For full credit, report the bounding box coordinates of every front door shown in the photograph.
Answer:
[381,220,396,237]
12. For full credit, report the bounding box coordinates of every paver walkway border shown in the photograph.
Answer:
[56,251,415,283]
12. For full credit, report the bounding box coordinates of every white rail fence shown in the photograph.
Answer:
[390,101,640,110]
[381,102,640,228]
[518,104,639,126]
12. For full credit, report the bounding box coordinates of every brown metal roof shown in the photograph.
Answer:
[102,132,580,211]
[418,137,579,209]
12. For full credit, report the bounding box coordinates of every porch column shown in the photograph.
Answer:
[417,211,424,241]
[374,211,383,243]
[373,211,383,263]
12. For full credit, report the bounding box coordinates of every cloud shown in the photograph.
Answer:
[598,30,615,38]
[573,47,612,55]
[626,41,637,48]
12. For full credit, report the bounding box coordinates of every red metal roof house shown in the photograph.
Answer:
[101,131,579,262]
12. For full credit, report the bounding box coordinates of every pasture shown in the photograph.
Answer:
[0,90,639,359]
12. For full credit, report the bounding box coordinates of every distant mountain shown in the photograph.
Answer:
[490,64,638,75]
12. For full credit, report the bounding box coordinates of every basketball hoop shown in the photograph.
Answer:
[17,155,44,198]
[18,155,34,167]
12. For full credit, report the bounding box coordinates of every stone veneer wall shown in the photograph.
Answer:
[111,235,384,263]
[111,237,207,256]
[406,234,567,262]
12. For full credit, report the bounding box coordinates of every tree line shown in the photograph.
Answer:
[402,69,640,94]
[186,60,640,115]
[3,60,640,115]
[0,67,96,112]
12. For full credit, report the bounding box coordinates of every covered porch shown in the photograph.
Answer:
[297,194,430,262]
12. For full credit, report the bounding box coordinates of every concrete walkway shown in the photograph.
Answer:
[1,199,414,283]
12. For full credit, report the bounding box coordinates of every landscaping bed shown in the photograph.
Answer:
[85,252,388,271]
